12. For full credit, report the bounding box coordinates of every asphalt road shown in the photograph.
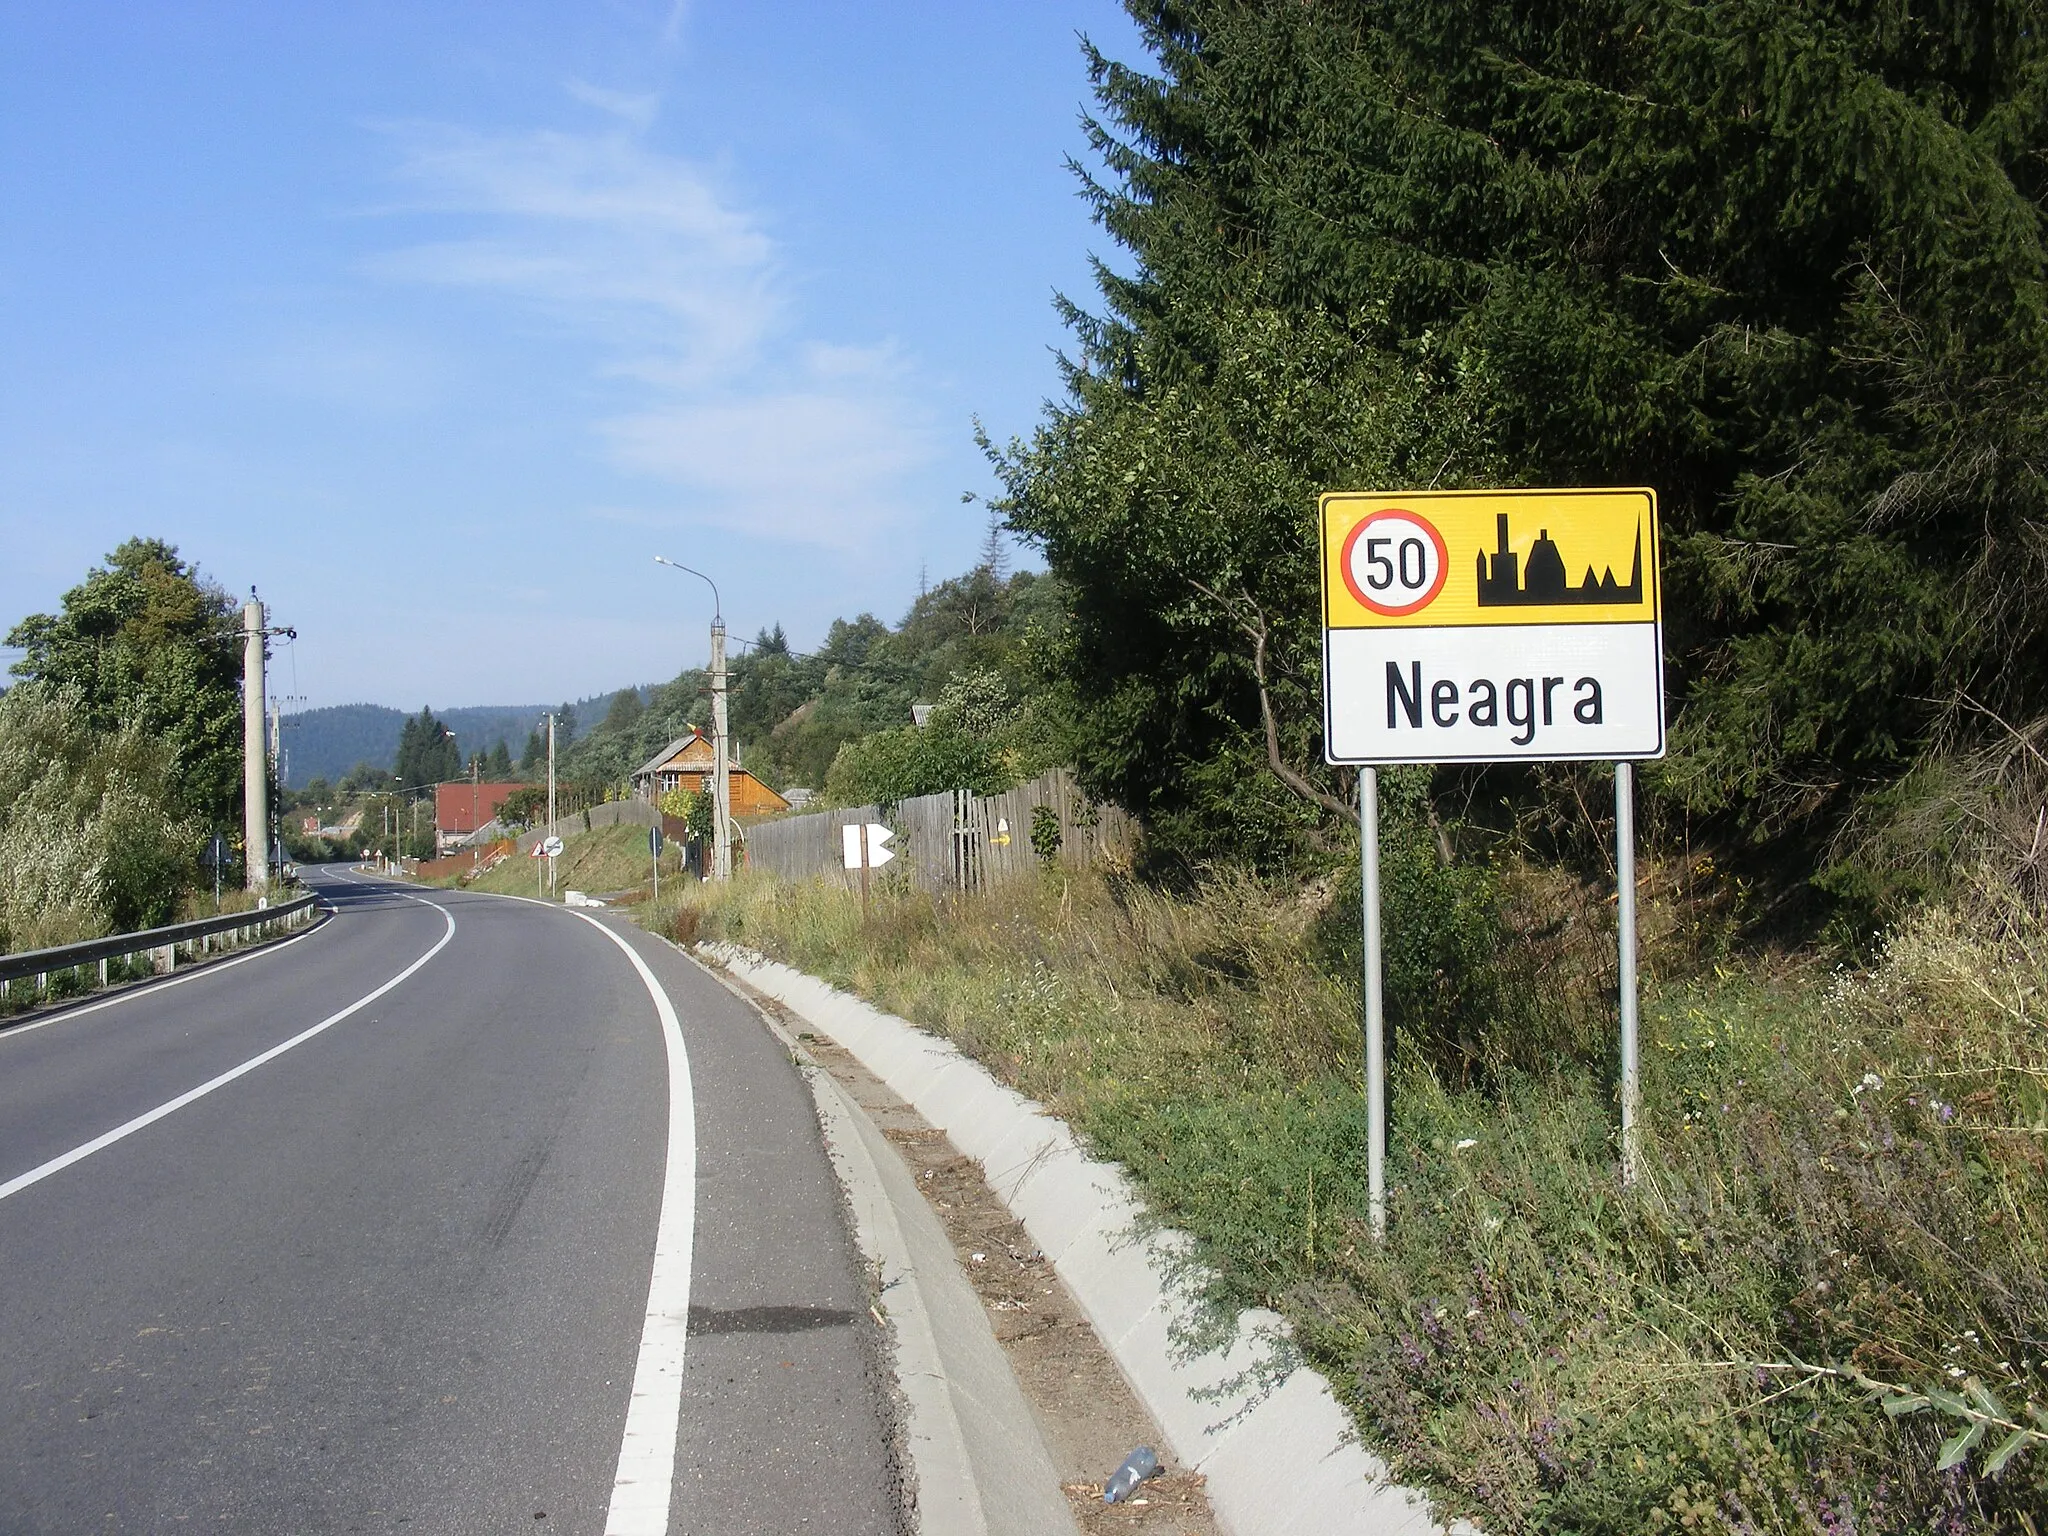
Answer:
[0,868,902,1534]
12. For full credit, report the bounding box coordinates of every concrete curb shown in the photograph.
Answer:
[704,943,1467,1536]
[807,1057,1081,1536]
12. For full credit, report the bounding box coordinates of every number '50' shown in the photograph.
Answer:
[1363,537,1430,591]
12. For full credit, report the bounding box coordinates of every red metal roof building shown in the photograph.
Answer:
[435,781,525,838]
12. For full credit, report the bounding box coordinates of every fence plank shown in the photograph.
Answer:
[732,768,1133,893]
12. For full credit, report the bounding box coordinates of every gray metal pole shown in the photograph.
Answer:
[546,714,557,897]
[242,598,269,893]
[1361,767,1386,1241]
[711,620,732,880]
[1616,760,1640,1185]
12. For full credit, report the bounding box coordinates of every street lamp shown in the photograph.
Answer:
[653,555,731,880]
[652,555,720,626]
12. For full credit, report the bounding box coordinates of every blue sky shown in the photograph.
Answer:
[0,1,1143,710]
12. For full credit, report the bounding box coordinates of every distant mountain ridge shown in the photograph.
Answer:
[281,691,649,787]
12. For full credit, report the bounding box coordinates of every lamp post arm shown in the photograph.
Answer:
[652,555,721,627]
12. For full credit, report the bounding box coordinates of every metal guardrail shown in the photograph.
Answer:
[0,893,321,993]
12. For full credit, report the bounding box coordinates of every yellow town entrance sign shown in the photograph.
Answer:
[1320,487,1664,764]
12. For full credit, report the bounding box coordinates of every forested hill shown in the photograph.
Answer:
[282,695,642,786]
[548,560,1070,805]
[284,558,1066,799]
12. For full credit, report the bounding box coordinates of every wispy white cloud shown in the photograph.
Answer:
[603,388,934,546]
[659,0,690,50]
[566,79,662,131]
[367,90,933,545]
[369,120,776,378]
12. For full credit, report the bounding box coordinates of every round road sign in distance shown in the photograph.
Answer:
[1341,509,1449,617]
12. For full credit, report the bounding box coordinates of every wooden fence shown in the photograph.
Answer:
[741,767,1135,893]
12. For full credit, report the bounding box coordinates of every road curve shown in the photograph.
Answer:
[0,867,901,1534]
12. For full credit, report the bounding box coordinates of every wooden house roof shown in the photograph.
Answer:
[631,730,714,779]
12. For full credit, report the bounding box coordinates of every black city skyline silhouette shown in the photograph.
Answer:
[1474,512,1643,606]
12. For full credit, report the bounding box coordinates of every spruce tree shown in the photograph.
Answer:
[394,707,459,787]
[998,0,2048,868]
[602,688,644,733]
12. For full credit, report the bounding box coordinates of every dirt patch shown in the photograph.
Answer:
[736,981,1220,1535]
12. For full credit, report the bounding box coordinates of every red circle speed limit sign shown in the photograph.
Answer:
[1340,509,1448,616]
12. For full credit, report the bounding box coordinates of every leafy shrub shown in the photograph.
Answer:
[824,669,1025,804]
[0,685,201,949]
[497,784,546,828]
[1030,803,1063,865]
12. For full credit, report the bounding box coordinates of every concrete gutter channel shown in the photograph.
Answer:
[695,941,1468,1536]
[809,1035,1081,1536]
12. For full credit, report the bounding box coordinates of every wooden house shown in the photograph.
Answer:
[630,730,790,817]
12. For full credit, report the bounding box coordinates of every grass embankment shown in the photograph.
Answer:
[642,867,2048,1533]
[431,821,678,902]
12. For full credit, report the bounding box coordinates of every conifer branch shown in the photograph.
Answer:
[1187,577,1358,827]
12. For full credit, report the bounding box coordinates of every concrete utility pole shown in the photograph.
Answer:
[653,555,731,879]
[710,618,732,880]
[546,712,557,897]
[242,597,268,894]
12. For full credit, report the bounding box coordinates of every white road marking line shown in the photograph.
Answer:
[0,889,457,1205]
[560,912,697,1536]
[0,903,333,1045]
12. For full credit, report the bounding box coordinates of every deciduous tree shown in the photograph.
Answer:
[5,538,243,830]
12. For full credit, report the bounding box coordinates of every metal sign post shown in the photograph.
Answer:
[1616,760,1640,1183]
[1320,487,1665,1229]
[1360,767,1386,1240]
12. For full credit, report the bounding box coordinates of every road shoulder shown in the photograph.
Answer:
[696,950,1232,1536]
[701,943,1468,1536]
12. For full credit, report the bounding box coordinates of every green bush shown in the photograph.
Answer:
[1030,803,1063,865]
[823,670,1026,804]
[1312,770,1529,1083]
